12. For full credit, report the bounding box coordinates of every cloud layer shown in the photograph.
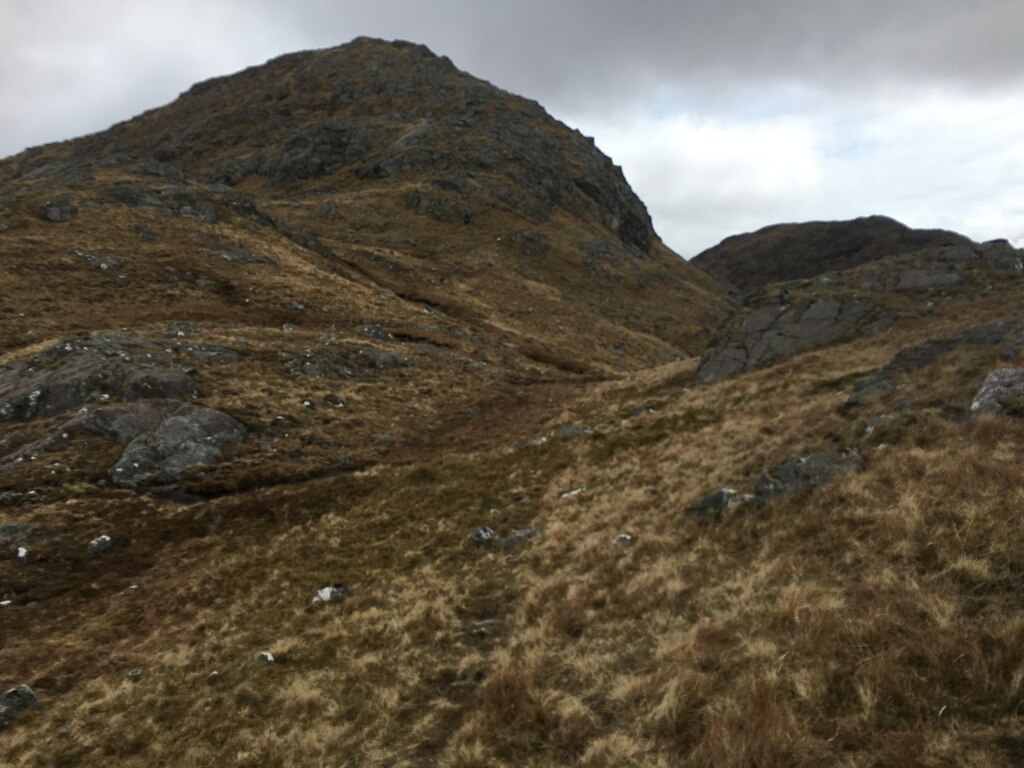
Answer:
[3,1,1022,255]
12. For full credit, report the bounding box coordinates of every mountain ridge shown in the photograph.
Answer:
[4,37,1024,768]
[692,214,972,290]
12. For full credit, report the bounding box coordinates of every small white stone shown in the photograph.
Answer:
[257,651,275,664]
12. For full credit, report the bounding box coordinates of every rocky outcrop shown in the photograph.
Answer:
[0,334,198,421]
[73,38,657,254]
[0,397,246,487]
[970,370,1024,415]
[687,449,863,521]
[103,402,247,486]
[754,449,863,501]
[843,317,1024,408]
[695,298,888,382]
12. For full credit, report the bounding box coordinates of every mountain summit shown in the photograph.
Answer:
[1,37,721,367]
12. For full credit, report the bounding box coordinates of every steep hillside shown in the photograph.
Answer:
[692,215,969,290]
[0,37,723,368]
[5,37,1024,768]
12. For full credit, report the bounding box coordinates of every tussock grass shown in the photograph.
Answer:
[5,301,1024,766]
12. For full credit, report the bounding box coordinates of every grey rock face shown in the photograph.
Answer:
[886,318,1024,374]
[687,449,863,523]
[0,399,244,484]
[0,685,38,730]
[979,240,1024,272]
[696,299,883,382]
[123,369,198,401]
[0,334,189,421]
[109,403,246,486]
[970,369,1024,415]
[841,317,1024,411]
[892,269,963,291]
[265,123,369,181]
[358,348,411,370]
[219,251,274,265]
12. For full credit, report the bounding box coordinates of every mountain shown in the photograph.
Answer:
[692,215,970,290]
[0,37,722,368]
[4,38,1024,768]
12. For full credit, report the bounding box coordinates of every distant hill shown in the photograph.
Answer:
[692,215,970,290]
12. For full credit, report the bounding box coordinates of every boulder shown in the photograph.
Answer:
[110,403,247,486]
[0,685,38,730]
[87,534,114,555]
[970,369,1024,415]
[311,584,350,604]
[39,196,76,223]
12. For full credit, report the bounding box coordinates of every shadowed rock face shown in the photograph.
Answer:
[695,298,889,382]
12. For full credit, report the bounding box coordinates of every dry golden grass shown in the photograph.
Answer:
[5,302,1024,765]
[2,41,1023,762]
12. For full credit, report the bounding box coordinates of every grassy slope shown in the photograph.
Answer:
[4,278,1024,766]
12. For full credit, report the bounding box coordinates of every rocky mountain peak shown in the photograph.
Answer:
[20,37,655,254]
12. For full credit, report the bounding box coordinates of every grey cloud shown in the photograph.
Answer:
[2,1,1022,254]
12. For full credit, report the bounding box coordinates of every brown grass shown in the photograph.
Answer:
[3,120,1024,765]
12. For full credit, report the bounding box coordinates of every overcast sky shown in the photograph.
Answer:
[3,1,1023,256]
